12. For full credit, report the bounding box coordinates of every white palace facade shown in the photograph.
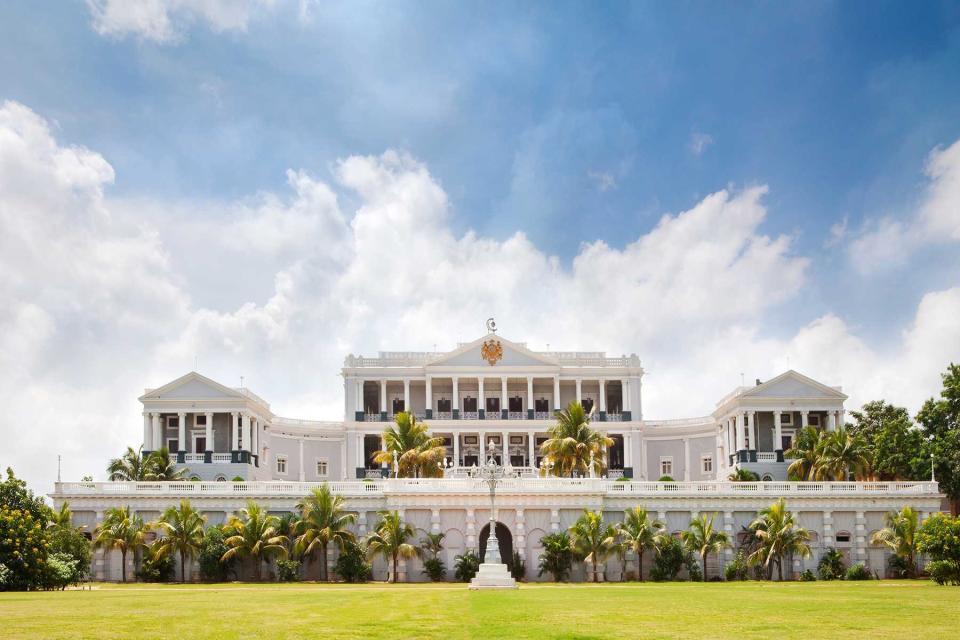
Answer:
[52,326,945,582]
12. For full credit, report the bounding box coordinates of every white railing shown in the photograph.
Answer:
[184,454,205,463]
[535,411,552,420]
[364,413,381,422]
[484,412,502,420]
[757,452,777,462]
[461,412,478,420]
[435,412,452,420]
[508,412,525,420]
[606,413,623,422]
[212,453,232,463]
[53,479,941,498]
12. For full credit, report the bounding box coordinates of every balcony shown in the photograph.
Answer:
[354,410,633,423]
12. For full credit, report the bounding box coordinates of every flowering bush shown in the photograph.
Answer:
[917,513,960,586]
[0,507,49,590]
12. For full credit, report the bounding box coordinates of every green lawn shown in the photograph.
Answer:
[1,581,958,639]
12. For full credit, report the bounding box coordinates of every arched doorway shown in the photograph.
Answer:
[478,522,513,566]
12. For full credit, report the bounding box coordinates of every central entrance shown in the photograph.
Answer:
[478,521,513,565]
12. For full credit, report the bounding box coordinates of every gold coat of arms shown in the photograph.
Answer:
[481,339,503,366]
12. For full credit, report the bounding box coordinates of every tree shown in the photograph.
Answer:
[420,532,446,581]
[569,510,617,583]
[537,532,574,581]
[0,469,53,590]
[145,448,188,481]
[93,506,149,583]
[916,513,960,585]
[222,501,287,581]
[372,412,446,478]
[454,550,481,582]
[48,502,78,531]
[365,510,418,583]
[727,468,760,482]
[198,526,231,581]
[334,539,372,583]
[540,402,613,477]
[869,506,920,578]
[916,364,960,512]
[785,426,822,481]
[617,507,664,582]
[294,485,357,581]
[849,401,929,480]
[47,502,91,587]
[155,499,207,582]
[681,514,730,580]
[107,446,150,481]
[816,427,871,481]
[748,499,812,581]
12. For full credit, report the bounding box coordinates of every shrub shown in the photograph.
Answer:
[845,563,873,580]
[0,562,10,587]
[537,532,573,582]
[454,550,481,582]
[334,540,371,583]
[817,548,845,581]
[40,552,77,590]
[887,554,914,579]
[724,550,749,581]
[800,569,817,582]
[509,549,525,581]
[917,513,960,586]
[658,475,675,482]
[199,527,231,582]
[650,537,688,582]
[48,527,91,585]
[615,477,630,482]
[685,555,703,582]
[276,559,301,582]
[0,507,49,591]
[231,476,244,482]
[138,544,174,582]
[422,557,446,582]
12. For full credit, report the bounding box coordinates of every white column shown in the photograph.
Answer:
[380,379,387,414]
[748,411,757,450]
[453,432,460,466]
[501,376,508,415]
[425,376,433,415]
[241,413,251,452]
[599,379,606,412]
[478,377,485,412]
[528,431,535,466]
[736,413,745,451]
[480,431,486,461]
[142,413,151,450]
[298,439,305,481]
[230,412,239,450]
[801,410,809,429]
[151,413,161,450]
[355,432,362,467]
[177,412,186,453]
[553,376,561,411]
[623,379,631,411]
[774,411,783,452]
[575,378,582,405]
[526,377,533,415]
[205,412,213,452]
[827,411,836,432]
[683,437,690,481]
[452,377,459,413]
[403,378,410,413]
[356,379,364,413]
[502,430,509,465]
[252,417,259,456]
[623,432,632,468]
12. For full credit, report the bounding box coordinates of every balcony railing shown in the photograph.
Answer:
[461,411,479,420]
[484,412,502,420]
[54,480,941,498]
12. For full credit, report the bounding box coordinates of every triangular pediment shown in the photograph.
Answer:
[741,370,847,400]
[427,335,558,368]
[139,372,242,401]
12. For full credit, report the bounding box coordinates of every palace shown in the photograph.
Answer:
[52,325,944,582]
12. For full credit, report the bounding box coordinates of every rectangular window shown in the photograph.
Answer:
[486,397,500,413]
[167,438,179,453]
[781,412,793,426]
[809,414,821,427]
[701,455,713,474]
[508,396,523,412]
[316,459,328,478]
[276,455,287,475]
[437,398,451,412]
[195,414,207,426]
[535,398,549,412]
[463,396,477,412]
[660,457,673,478]
[392,398,405,414]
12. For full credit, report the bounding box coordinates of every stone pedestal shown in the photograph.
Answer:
[469,563,517,589]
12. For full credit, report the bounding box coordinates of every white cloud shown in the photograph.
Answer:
[2,101,959,495]
[587,170,617,192]
[849,138,960,273]
[85,0,274,43]
[689,131,714,156]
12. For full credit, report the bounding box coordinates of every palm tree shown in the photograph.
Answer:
[372,412,446,478]
[48,501,79,531]
[107,446,150,481]
[727,468,760,482]
[421,531,445,560]
[93,506,149,582]
[680,514,730,580]
[294,485,357,581]
[145,447,188,481]
[617,507,664,581]
[155,499,207,582]
[540,402,614,477]
[365,510,418,583]
[276,512,298,555]
[569,510,617,583]
[222,501,288,581]
[537,532,574,582]
[870,506,920,577]
[785,426,822,481]
[816,427,871,481]
[748,498,812,581]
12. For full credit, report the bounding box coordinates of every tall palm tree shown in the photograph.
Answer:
[870,506,920,577]
[680,514,730,580]
[569,509,617,583]
[785,426,822,481]
[155,499,207,582]
[365,510,418,583]
[617,507,664,581]
[816,427,871,481]
[372,412,446,478]
[222,501,288,581]
[748,498,812,581]
[145,447,188,481]
[294,485,357,581]
[93,506,149,582]
[107,446,150,481]
[48,501,79,531]
[540,402,614,477]
[276,512,298,555]
[420,532,445,560]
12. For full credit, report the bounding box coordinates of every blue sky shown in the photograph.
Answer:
[1,1,960,489]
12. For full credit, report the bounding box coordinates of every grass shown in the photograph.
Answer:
[1,580,958,639]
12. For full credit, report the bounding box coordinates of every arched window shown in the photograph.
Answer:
[215,475,227,482]
[761,474,774,481]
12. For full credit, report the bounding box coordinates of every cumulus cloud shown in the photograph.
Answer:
[849,138,960,273]
[85,0,273,43]
[2,101,959,494]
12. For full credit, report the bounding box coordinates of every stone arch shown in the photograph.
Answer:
[478,521,513,566]
[526,527,547,581]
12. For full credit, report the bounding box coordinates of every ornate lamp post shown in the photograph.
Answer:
[478,455,506,563]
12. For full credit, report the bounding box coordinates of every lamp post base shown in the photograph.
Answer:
[469,563,518,589]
